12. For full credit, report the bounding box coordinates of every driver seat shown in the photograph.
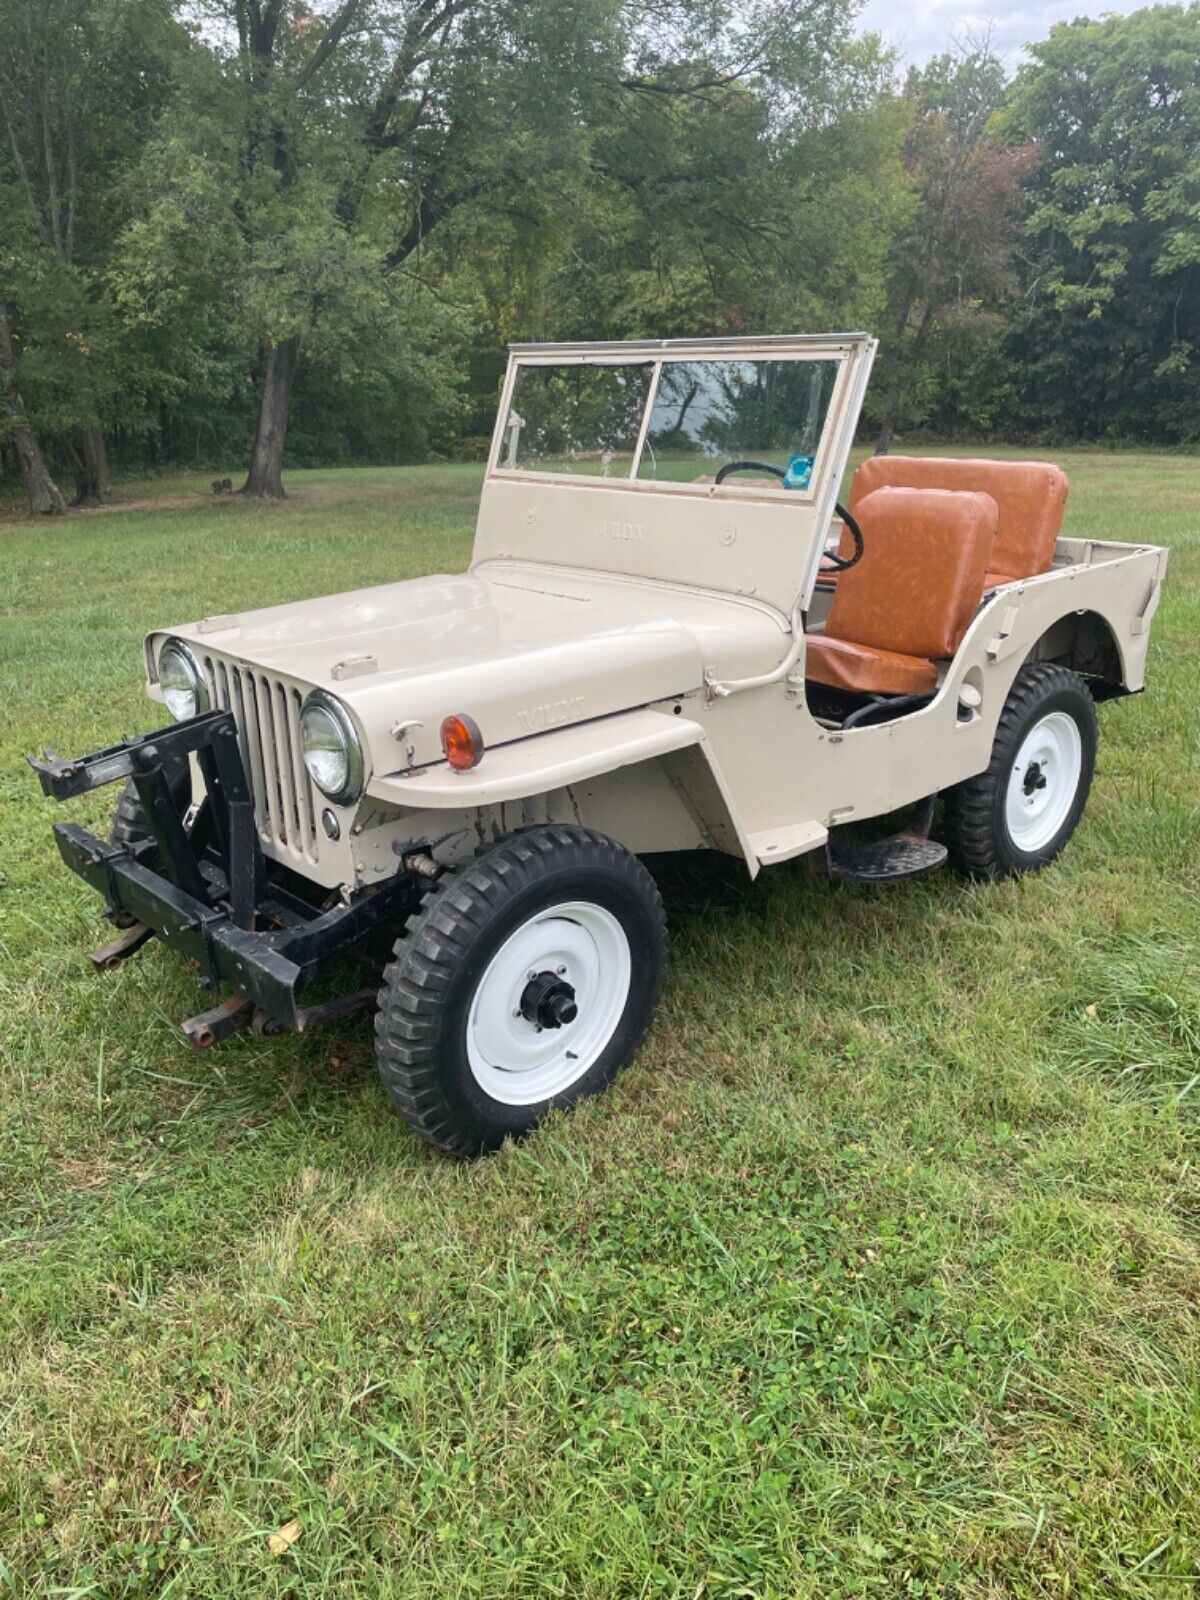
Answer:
[805,486,998,696]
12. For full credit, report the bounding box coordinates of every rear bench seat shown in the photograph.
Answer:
[848,455,1069,589]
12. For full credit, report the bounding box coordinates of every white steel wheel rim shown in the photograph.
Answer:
[466,901,632,1106]
[1005,710,1083,853]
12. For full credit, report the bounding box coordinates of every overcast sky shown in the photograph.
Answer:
[856,0,1153,64]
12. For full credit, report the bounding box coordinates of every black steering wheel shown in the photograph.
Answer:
[712,459,864,573]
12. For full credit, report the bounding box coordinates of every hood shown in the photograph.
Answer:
[163,565,785,777]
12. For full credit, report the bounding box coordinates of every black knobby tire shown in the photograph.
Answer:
[942,662,1098,880]
[109,755,191,864]
[375,825,668,1157]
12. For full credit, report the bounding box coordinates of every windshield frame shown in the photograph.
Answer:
[486,335,868,505]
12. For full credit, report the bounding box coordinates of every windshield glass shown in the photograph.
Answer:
[496,353,842,488]
[501,362,653,476]
[638,359,839,485]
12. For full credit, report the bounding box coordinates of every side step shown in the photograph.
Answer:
[828,833,948,885]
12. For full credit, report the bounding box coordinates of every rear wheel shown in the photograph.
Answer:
[942,662,1097,879]
[375,825,668,1156]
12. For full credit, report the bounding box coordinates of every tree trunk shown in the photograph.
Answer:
[0,302,65,515]
[874,402,896,456]
[56,422,112,504]
[241,336,301,498]
[874,301,935,455]
[56,430,87,502]
[78,420,112,503]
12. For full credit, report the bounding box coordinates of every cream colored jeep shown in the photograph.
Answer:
[31,334,1169,1155]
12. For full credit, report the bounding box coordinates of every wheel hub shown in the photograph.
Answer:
[519,970,578,1030]
[1022,759,1049,796]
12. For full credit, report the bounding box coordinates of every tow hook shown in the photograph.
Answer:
[88,922,153,973]
[181,994,254,1050]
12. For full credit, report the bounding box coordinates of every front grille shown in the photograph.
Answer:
[202,656,320,863]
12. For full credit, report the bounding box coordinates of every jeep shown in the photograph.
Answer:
[30,334,1169,1155]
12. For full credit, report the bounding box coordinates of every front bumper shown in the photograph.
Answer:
[30,710,414,1034]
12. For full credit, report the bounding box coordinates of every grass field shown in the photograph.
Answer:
[2,453,1198,1598]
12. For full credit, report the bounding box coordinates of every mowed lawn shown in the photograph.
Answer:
[1,452,1198,1599]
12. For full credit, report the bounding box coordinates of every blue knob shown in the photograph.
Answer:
[783,453,814,490]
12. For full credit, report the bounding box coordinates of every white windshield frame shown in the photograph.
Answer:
[486,335,871,509]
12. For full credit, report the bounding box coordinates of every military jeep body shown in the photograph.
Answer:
[31,334,1169,1154]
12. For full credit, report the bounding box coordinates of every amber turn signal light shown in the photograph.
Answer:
[440,713,484,772]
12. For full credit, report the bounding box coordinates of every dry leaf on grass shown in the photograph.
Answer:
[268,1518,302,1556]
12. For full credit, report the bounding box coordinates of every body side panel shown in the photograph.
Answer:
[697,544,1166,841]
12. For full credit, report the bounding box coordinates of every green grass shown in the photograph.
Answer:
[1,453,1198,1598]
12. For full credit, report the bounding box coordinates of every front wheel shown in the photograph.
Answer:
[375,826,668,1156]
[942,662,1098,879]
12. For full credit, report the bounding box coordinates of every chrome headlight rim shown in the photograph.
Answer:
[300,688,365,805]
[157,637,210,722]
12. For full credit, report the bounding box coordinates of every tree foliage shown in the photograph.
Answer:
[2,0,1200,508]
[0,0,185,501]
[1001,4,1200,442]
[866,46,1034,450]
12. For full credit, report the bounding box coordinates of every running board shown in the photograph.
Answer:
[827,833,948,884]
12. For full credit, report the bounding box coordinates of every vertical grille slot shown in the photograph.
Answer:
[200,653,319,863]
[237,668,270,831]
[287,686,318,850]
[274,683,306,847]
[252,671,283,839]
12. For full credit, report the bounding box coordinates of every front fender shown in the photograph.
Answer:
[367,707,698,808]
[366,706,759,873]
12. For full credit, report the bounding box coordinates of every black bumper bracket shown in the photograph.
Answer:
[32,712,416,1033]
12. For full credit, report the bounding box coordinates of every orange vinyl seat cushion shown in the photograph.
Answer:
[805,486,997,697]
[804,632,942,695]
[849,454,1068,585]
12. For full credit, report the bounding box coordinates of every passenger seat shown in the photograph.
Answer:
[849,455,1068,589]
[805,486,997,696]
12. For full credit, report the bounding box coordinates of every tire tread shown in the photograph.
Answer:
[942,662,1096,879]
[375,825,668,1156]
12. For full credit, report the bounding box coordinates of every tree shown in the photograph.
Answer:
[869,42,1033,453]
[129,0,904,497]
[134,0,631,497]
[1001,5,1200,441]
[0,298,65,513]
[436,3,906,408]
[0,0,184,500]
[577,31,905,340]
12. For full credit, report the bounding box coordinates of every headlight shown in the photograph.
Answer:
[300,690,364,804]
[158,638,209,722]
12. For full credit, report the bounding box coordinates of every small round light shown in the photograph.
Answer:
[300,691,364,803]
[321,807,340,840]
[440,713,484,772]
[158,638,209,722]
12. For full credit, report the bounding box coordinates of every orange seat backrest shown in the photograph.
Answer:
[849,455,1068,581]
[827,487,997,661]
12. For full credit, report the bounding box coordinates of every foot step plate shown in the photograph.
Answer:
[828,834,948,884]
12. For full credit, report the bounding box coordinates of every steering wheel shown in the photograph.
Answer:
[712,459,865,573]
